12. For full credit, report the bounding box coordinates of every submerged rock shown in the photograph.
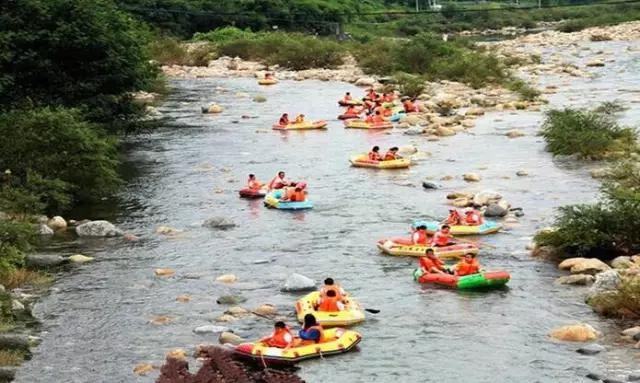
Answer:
[176,295,191,303]
[555,274,595,285]
[202,217,236,230]
[218,331,244,345]
[154,268,176,277]
[67,254,94,264]
[133,363,155,376]
[621,326,640,338]
[422,181,439,190]
[254,304,277,316]
[505,129,525,138]
[281,273,316,292]
[76,220,123,237]
[216,294,247,305]
[193,325,228,334]
[215,274,238,283]
[577,343,605,355]
[25,254,65,268]
[550,323,600,342]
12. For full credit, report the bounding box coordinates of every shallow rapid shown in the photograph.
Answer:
[16,40,640,382]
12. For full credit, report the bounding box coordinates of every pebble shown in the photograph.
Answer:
[176,295,191,303]
[154,268,176,277]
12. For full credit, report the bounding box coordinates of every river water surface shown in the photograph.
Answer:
[16,40,640,382]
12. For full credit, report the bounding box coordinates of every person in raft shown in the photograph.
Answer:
[446,208,462,225]
[383,147,402,161]
[268,171,290,190]
[316,289,345,312]
[294,114,305,123]
[247,174,263,191]
[264,72,274,79]
[431,224,455,247]
[368,146,383,161]
[298,314,324,344]
[419,248,449,274]
[282,185,305,202]
[372,110,385,124]
[260,321,293,348]
[454,253,481,276]
[412,224,428,245]
[344,104,361,116]
[343,92,352,102]
[402,97,418,113]
[320,278,346,301]
[463,208,484,226]
[278,113,289,126]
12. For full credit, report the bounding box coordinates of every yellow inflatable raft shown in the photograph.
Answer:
[258,78,278,85]
[376,239,479,259]
[295,291,365,327]
[344,119,393,129]
[272,120,327,130]
[349,154,411,169]
[233,327,362,365]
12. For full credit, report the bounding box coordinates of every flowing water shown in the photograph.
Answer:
[16,40,640,382]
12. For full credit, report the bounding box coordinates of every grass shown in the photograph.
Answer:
[0,350,25,366]
[507,78,541,101]
[0,269,52,290]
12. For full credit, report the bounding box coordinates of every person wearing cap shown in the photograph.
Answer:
[431,224,455,247]
[368,146,383,161]
[454,253,481,276]
[383,147,402,161]
[464,208,484,226]
[419,248,448,274]
[412,224,428,245]
[446,209,462,225]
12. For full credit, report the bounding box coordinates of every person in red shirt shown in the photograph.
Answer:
[419,248,448,274]
[464,209,484,226]
[403,98,418,113]
[454,253,481,276]
[344,105,360,116]
[372,110,385,124]
[368,146,383,161]
[412,225,428,245]
[260,321,293,348]
[284,186,305,202]
[431,225,455,247]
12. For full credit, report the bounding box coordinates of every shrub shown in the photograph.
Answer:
[587,277,640,318]
[0,221,32,276]
[0,269,52,290]
[507,79,541,101]
[148,37,189,66]
[393,72,426,98]
[0,350,25,366]
[557,19,589,33]
[193,27,256,44]
[541,107,637,159]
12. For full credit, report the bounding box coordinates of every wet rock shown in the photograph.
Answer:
[281,273,316,292]
[0,368,16,381]
[404,126,423,136]
[611,256,633,269]
[176,295,191,303]
[463,173,481,182]
[402,115,422,126]
[577,343,605,355]
[465,107,485,116]
[506,129,525,138]
[531,245,558,259]
[133,363,155,376]
[549,323,599,342]
[571,259,611,275]
[514,210,525,217]
[447,191,474,200]
[47,216,67,231]
[216,314,236,322]
[218,331,244,345]
[225,306,250,316]
[166,348,187,361]
[67,254,94,264]
[435,126,455,137]
[396,122,410,129]
[254,304,277,316]
[622,326,640,338]
[156,226,181,236]
[588,270,621,298]
[123,233,140,242]
[0,334,30,350]
[11,300,25,312]
[355,77,375,86]
[154,268,176,277]
[193,325,228,334]
[132,91,158,105]
[202,104,223,113]
[37,224,54,236]
[252,95,267,103]
[149,315,174,326]
[215,274,238,283]
[440,175,454,181]
[216,294,247,305]
[590,168,608,179]
[422,181,439,190]
[461,119,475,128]
[26,254,65,268]
[586,59,605,67]
[555,274,595,285]
[202,217,236,230]
[586,372,605,381]
[451,197,471,208]
[76,220,123,237]
[472,191,502,206]
[558,257,586,270]
[516,170,528,177]
[484,204,508,217]
[603,379,624,383]
[629,373,640,381]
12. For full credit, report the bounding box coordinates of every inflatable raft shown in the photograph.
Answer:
[338,99,363,107]
[349,154,411,169]
[344,120,393,129]
[413,269,510,290]
[264,190,313,210]
[338,113,360,120]
[233,327,361,366]
[295,291,365,327]
[258,78,278,85]
[377,239,478,259]
[238,188,266,199]
[411,220,502,235]
[272,120,327,131]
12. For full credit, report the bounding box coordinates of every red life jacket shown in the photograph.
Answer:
[465,213,483,225]
[279,117,289,125]
[412,230,427,245]
[431,231,452,247]
[265,328,293,348]
[290,190,305,202]
[372,115,385,124]
[317,296,341,312]
[248,179,261,190]
[419,256,445,273]
[368,151,382,161]
[456,259,480,276]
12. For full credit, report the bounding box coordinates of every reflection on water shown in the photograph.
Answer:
[16,40,640,382]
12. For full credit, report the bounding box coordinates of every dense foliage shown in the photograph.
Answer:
[0,221,32,276]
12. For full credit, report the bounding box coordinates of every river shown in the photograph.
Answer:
[15,39,640,382]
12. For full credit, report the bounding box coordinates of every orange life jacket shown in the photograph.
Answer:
[345,106,358,115]
[279,117,289,125]
[344,94,352,101]
[383,94,394,103]
[456,259,480,276]
[368,151,382,161]
[383,151,397,161]
[372,115,385,124]
[289,190,305,202]
[317,296,341,312]
[265,327,293,348]
[419,256,445,273]
[365,114,374,123]
[403,100,416,113]
[269,176,287,190]
[431,231,452,247]
[412,229,428,245]
[446,212,461,225]
[248,179,261,190]
[320,284,345,300]
[465,213,483,225]
[382,108,392,117]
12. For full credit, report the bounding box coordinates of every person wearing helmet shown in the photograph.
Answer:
[454,253,481,276]
[464,208,483,226]
[419,248,448,274]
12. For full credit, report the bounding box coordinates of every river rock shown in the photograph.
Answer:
[215,274,237,283]
[402,115,422,126]
[67,254,94,264]
[622,326,640,338]
[193,325,228,334]
[254,304,277,316]
[25,254,66,268]
[629,373,640,381]
[447,191,475,200]
[149,315,174,326]
[452,197,472,208]
[422,181,439,190]
[0,334,30,350]
[404,126,423,136]
[589,269,621,293]
[37,224,54,236]
[154,268,176,277]
[176,295,191,303]
[355,77,375,86]
[156,226,181,236]
[472,191,502,206]
[202,217,236,230]
[76,220,123,237]
[396,122,410,129]
[586,372,605,381]
[555,274,595,285]
[558,257,586,270]
[399,145,418,155]
[484,203,508,217]
[11,300,25,312]
[281,273,316,292]
[216,295,246,305]
[435,126,455,137]
[465,107,485,116]
[252,95,267,103]
[603,379,624,383]
[550,323,599,342]
[219,331,244,345]
[571,259,611,275]
[47,216,67,231]
[506,129,525,138]
[166,348,187,361]
[610,256,633,269]
[463,173,481,182]
[586,59,605,67]
[133,363,155,376]
[0,369,16,381]
[516,170,528,177]
[215,314,236,322]
[123,233,140,242]
[204,104,223,113]
[577,343,605,355]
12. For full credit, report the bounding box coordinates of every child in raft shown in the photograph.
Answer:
[463,208,484,226]
[446,209,462,225]
[319,278,346,301]
[368,146,383,161]
[260,321,293,348]
[454,253,481,276]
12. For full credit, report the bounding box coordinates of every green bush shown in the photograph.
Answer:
[148,37,189,66]
[541,106,637,159]
[507,78,541,101]
[587,277,640,318]
[393,72,426,98]
[193,27,256,44]
[0,221,32,275]
[0,107,120,212]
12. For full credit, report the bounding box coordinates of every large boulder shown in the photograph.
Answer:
[218,331,244,345]
[558,257,587,270]
[452,197,472,208]
[571,259,611,275]
[202,217,236,230]
[463,173,481,182]
[588,269,621,295]
[610,256,633,269]
[47,216,67,231]
[549,323,600,342]
[25,254,66,268]
[484,203,508,217]
[472,191,502,206]
[355,77,375,86]
[402,115,422,126]
[281,273,316,292]
[555,274,595,285]
[75,220,123,237]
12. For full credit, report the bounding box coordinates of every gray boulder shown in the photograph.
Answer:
[628,374,640,382]
[75,220,123,237]
[25,254,66,268]
[202,217,236,230]
[281,273,316,292]
[484,203,508,217]
[589,270,621,296]
[404,126,423,136]
[577,343,605,355]
[37,224,54,236]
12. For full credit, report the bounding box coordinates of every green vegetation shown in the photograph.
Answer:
[0,350,25,366]
[507,79,541,101]
[541,105,637,160]
[393,72,427,98]
[587,277,640,318]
